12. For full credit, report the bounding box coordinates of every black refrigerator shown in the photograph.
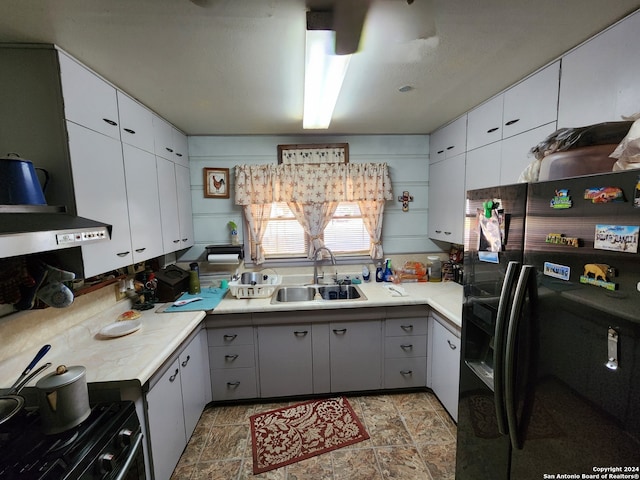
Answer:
[456,170,640,479]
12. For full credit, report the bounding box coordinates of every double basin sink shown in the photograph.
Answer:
[271,284,366,304]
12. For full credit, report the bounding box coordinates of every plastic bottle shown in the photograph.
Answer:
[383,258,393,282]
[375,261,384,282]
[362,265,370,282]
[189,269,201,294]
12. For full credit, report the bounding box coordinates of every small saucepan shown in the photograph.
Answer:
[0,344,52,425]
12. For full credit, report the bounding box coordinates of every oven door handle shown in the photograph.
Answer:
[115,431,144,480]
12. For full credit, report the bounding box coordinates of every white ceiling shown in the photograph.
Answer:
[1,0,639,136]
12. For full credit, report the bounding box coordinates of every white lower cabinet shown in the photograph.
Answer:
[384,315,428,389]
[146,329,210,480]
[429,312,461,421]
[330,320,383,392]
[208,323,258,401]
[257,324,313,398]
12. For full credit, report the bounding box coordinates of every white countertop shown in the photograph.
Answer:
[0,279,462,392]
[211,279,463,328]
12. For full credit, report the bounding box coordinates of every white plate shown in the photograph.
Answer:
[99,320,141,338]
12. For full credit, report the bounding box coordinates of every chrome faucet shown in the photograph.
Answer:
[313,247,336,284]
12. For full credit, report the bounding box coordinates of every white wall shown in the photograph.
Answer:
[182,134,444,262]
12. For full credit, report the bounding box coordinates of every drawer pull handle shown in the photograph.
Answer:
[400,370,413,376]
[223,334,238,341]
[332,328,347,335]
[173,239,180,244]
[435,230,442,234]
[294,330,308,337]
[103,118,118,126]
[437,150,444,154]
[487,127,499,133]
[505,118,520,126]
[446,145,455,150]
[166,147,174,153]
[400,325,413,331]
[176,152,183,157]
[135,247,146,253]
[181,355,190,367]
[224,354,239,361]
[400,344,413,351]
[169,368,179,382]
[116,251,130,257]
[227,381,241,388]
[182,238,189,242]
[123,128,136,135]
[447,340,457,350]
[444,231,452,235]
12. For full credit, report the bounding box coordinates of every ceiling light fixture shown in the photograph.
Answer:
[303,11,352,129]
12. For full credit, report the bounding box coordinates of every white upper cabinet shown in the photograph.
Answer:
[558,10,640,128]
[58,52,120,140]
[116,92,155,153]
[428,153,466,244]
[66,122,133,276]
[156,156,182,253]
[175,164,195,249]
[172,128,189,167]
[467,95,504,151]
[502,61,560,139]
[152,115,175,160]
[430,115,467,164]
[465,141,502,191]
[499,122,557,185]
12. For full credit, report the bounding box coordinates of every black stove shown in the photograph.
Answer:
[0,401,144,480]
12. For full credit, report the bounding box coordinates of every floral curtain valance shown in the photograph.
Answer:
[234,163,393,205]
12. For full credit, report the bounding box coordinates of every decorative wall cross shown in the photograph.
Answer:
[398,191,414,212]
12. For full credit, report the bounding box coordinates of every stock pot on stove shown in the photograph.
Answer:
[35,365,91,434]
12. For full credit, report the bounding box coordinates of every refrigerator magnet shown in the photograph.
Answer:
[543,262,571,281]
[634,175,640,207]
[594,224,639,253]
[579,263,618,290]
[550,189,572,208]
[584,186,625,203]
[545,233,580,247]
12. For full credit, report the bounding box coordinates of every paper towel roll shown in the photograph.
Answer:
[207,253,240,264]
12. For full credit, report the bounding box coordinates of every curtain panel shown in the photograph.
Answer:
[234,163,392,262]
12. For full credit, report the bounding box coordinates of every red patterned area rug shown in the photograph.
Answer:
[250,396,369,474]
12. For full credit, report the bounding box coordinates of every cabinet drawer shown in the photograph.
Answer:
[211,368,257,401]
[208,327,253,346]
[209,345,255,369]
[384,358,427,389]
[385,335,427,358]
[385,318,427,337]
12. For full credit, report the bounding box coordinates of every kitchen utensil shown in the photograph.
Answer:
[173,297,203,306]
[0,153,50,205]
[36,365,91,434]
[0,362,52,425]
[5,344,51,393]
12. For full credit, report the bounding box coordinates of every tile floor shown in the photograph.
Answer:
[170,391,457,480]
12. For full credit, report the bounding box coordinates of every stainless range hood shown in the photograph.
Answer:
[0,205,112,258]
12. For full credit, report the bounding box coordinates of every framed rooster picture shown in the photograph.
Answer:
[203,167,230,199]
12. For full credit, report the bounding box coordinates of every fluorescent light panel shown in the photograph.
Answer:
[303,29,351,129]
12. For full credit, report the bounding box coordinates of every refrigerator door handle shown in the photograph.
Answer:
[504,264,535,450]
[494,260,520,435]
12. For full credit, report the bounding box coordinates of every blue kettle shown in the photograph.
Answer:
[0,153,50,205]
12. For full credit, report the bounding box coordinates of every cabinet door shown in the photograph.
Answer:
[117,91,154,153]
[428,153,466,244]
[58,51,120,140]
[442,115,468,159]
[179,330,210,439]
[66,122,133,276]
[152,115,175,160]
[146,359,187,480]
[502,61,559,139]
[258,325,313,398]
[172,128,189,167]
[429,127,447,164]
[467,95,504,151]
[156,157,182,253]
[430,318,461,421]
[330,321,382,392]
[558,11,640,127]
[465,142,501,191]
[175,164,195,249]
[499,122,556,185]
[122,144,164,263]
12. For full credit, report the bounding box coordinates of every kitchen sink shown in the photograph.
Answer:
[271,285,366,303]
